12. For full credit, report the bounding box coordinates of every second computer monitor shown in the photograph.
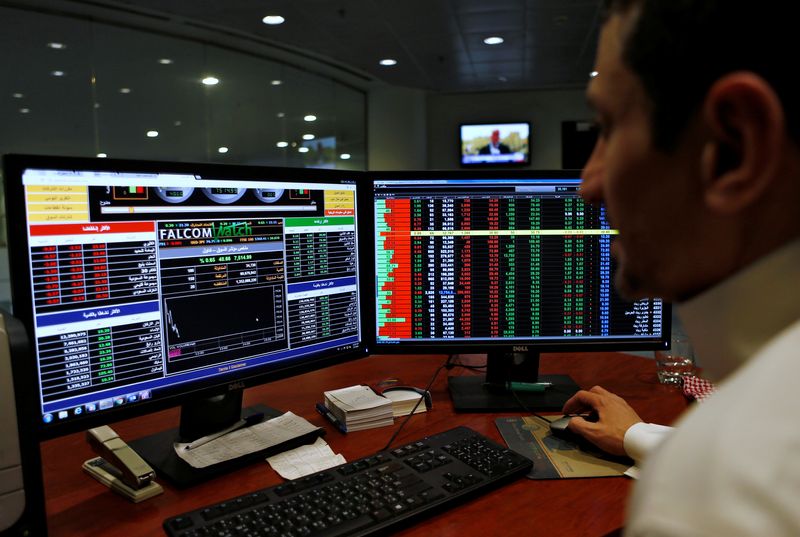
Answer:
[372,170,669,410]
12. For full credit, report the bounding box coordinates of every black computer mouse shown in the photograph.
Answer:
[548,413,598,442]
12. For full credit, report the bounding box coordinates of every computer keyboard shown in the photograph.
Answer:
[163,426,532,537]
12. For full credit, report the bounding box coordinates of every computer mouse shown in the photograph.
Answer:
[548,413,598,442]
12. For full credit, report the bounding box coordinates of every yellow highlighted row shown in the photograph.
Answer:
[390,229,620,237]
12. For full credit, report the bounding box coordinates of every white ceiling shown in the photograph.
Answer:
[112,0,603,92]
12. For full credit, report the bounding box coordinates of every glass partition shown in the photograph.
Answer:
[0,4,367,308]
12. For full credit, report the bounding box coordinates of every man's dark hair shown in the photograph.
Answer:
[603,0,800,151]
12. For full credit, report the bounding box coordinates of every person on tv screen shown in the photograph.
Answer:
[478,129,511,155]
[561,0,800,535]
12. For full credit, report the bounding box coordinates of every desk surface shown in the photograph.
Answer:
[42,352,688,537]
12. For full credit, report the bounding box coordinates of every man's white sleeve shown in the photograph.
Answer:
[623,422,673,464]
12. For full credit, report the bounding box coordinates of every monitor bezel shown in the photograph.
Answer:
[370,168,671,355]
[3,153,371,440]
[458,121,532,168]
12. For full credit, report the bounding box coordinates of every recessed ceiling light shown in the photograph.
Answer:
[379,59,397,66]
[12,93,23,99]
[302,134,315,140]
[146,130,159,138]
[174,120,182,127]
[202,76,219,86]
[51,70,65,77]
[590,70,599,78]
[119,88,131,94]
[217,146,229,154]
[158,58,173,65]
[276,141,289,148]
[19,108,30,114]
[47,42,66,50]
[277,112,286,118]
[298,147,310,153]
[483,36,504,45]
[304,115,317,122]
[94,103,101,109]
[340,153,351,160]
[262,15,285,25]
[271,80,283,86]
[97,153,108,158]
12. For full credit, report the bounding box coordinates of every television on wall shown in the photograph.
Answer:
[460,122,530,167]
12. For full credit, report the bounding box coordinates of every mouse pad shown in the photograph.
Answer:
[496,416,632,479]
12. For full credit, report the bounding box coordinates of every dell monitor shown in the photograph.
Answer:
[3,154,366,486]
[372,170,669,411]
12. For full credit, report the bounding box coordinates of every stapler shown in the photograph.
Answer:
[82,425,163,502]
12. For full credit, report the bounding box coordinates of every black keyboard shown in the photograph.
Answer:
[164,426,532,537]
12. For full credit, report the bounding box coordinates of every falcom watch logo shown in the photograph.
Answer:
[159,221,254,240]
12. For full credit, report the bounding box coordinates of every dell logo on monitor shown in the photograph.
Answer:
[513,345,529,352]
[228,382,246,391]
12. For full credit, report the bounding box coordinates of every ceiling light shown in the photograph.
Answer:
[590,71,599,78]
[51,70,65,77]
[119,88,131,94]
[47,42,66,50]
[302,134,315,140]
[276,141,288,148]
[340,153,351,160]
[158,58,173,65]
[270,80,283,86]
[146,130,159,138]
[497,76,508,82]
[202,76,219,86]
[277,112,285,118]
[218,146,229,154]
[94,103,101,109]
[174,120,182,127]
[304,115,317,122]
[12,93,23,99]
[97,153,108,158]
[379,59,397,66]
[262,15,285,25]
[298,147,310,153]
[483,36,504,45]
[19,108,30,114]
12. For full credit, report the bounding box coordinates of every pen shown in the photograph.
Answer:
[506,381,553,393]
[185,412,264,450]
[315,402,347,433]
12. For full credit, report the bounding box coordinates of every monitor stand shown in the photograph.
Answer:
[448,351,580,412]
[129,390,324,488]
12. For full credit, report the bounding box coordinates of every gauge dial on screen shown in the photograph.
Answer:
[254,188,284,203]
[202,187,246,204]
[155,186,194,203]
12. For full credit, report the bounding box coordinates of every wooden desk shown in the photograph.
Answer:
[42,352,688,537]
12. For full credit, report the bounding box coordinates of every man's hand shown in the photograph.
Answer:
[561,386,642,456]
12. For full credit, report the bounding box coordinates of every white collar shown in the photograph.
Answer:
[676,238,800,382]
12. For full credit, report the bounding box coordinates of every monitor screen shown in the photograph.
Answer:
[460,122,530,166]
[3,155,365,442]
[372,170,669,410]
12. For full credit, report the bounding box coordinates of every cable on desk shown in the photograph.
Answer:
[509,388,557,426]
[381,355,454,452]
[446,354,487,371]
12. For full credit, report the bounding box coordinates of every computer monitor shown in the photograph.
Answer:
[3,154,366,486]
[371,170,670,411]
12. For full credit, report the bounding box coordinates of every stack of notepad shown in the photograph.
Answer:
[323,385,394,432]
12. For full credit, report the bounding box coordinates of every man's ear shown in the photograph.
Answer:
[700,72,785,214]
